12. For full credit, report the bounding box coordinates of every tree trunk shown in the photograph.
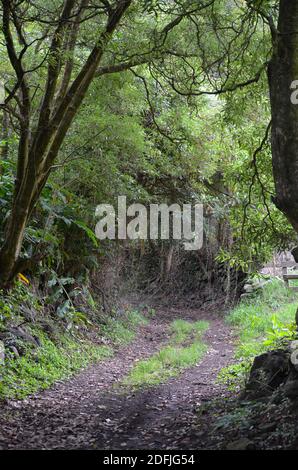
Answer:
[0,149,40,282]
[0,198,31,284]
[0,110,9,169]
[268,0,298,232]
[0,0,133,287]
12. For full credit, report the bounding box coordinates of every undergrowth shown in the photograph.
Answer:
[218,278,298,389]
[123,319,209,387]
[101,310,148,345]
[0,283,147,399]
[0,333,112,399]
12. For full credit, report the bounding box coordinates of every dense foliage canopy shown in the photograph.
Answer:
[0,0,296,286]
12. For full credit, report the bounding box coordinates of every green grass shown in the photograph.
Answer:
[228,279,297,358]
[123,319,209,387]
[0,308,148,399]
[170,319,208,344]
[0,332,112,399]
[218,278,298,388]
[101,309,148,345]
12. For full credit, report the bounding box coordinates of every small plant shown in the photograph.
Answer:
[218,362,251,390]
[213,406,251,431]
[101,309,147,345]
[146,307,156,317]
[0,281,43,327]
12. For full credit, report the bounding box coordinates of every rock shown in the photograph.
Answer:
[289,341,298,352]
[269,389,284,405]
[226,438,254,450]
[8,345,20,358]
[291,246,298,263]
[284,380,298,399]
[258,422,277,433]
[288,341,298,371]
[0,340,4,364]
[240,293,252,300]
[252,281,270,290]
[243,284,254,293]
[242,278,271,298]
[245,350,290,398]
[7,326,40,347]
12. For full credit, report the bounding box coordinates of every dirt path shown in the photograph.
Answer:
[0,307,235,450]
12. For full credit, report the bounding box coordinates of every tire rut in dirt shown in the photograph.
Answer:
[0,311,234,450]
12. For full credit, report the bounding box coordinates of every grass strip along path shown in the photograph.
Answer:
[123,319,209,387]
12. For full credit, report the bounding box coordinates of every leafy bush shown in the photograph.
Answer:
[218,279,298,389]
[0,281,42,328]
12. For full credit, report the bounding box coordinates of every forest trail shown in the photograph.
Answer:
[0,307,235,450]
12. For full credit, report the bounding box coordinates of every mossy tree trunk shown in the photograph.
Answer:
[268,0,298,232]
[0,0,132,286]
